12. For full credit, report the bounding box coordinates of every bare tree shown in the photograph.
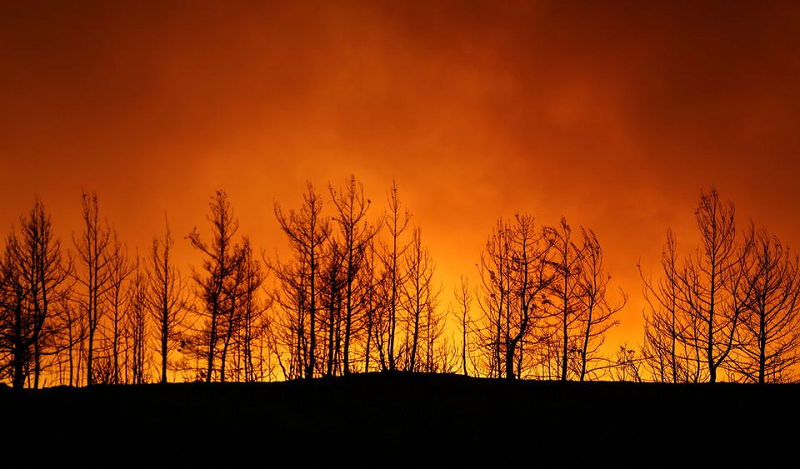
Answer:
[218,237,263,382]
[612,344,642,382]
[679,188,754,383]
[73,191,113,386]
[328,175,381,375]
[273,182,330,379]
[641,188,754,383]
[319,238,344,377]
[378,181,411,372]
[400,227,439,372]
[641,230,702,383]
[0,233,31,388]
[733,230,800,383]
[238,242,267,383]
[53,295,83,386]
[127,252,149,384]
[105,229,133,385]
[149,218,189,384]
[477,215,553,379]
[8,198,72,388]
[189,190,243,383]
[453,276,472,376]
[268,248,309,380]
[476,218,512,378]
[421,297,448,373]
[361,238,384,373]
[545,217,585,382]
[575,228,624,381]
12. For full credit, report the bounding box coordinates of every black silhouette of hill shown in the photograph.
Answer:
[2,372,797,465]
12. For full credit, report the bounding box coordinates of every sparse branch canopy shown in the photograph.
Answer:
[453,276,472,377]
[732,230,800,383]
[544,217,586,382]
[476,215,554,380]
[273,182,330,379]
[328,175,381,375]
[72,190,113,386]
[188,190,244,383]
[576,228,624,381]
[378,180,411,372]
[640,230,701,383]
[149,217,189,384]
[642,187,763,383]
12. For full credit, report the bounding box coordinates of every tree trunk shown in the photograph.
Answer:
[343,248,354,375]
[206,309,217,383]
[161,306,168,384]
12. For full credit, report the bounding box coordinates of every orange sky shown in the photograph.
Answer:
[2,1,800,352]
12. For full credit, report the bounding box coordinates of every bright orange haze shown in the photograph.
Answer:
[2,1,800,356]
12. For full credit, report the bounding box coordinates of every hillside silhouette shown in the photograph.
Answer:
[3,372,796,465]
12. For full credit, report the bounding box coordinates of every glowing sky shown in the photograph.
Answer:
[2,1,800,348]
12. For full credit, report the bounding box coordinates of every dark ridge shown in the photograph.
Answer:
[2,372,798,465]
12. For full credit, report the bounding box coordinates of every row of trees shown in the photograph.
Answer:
[1,181,798,387]
[641,188,800,384]
[0,193,190,388]
[267,179,448,379]
[471,215,625,381]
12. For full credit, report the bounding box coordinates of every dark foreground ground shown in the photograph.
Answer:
[2,373,799,465]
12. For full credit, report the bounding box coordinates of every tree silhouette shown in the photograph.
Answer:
[52,294,83,386]
[273,182,330,379]
[641,188,755,383]
[360,237,383,373]
[400,227,439,372]
[231,239,267,382]
[319,236,345,377]
[148,218,189,384]
[641,230,702,382]
[3,198,73,388]
[126,252,149,384]
[217,237,265,382]
[544,218,585,381]
[105,229,133,385]
[378,181,411,372]
[732,230,800,383]
[188,190,244,383]
[575,228,624,381]
[453,276,472,377]
[73,191,113,386]
[328,175,381,375]
[0,233,31,388]
[679,188,753,383]
[477,215,553,379]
